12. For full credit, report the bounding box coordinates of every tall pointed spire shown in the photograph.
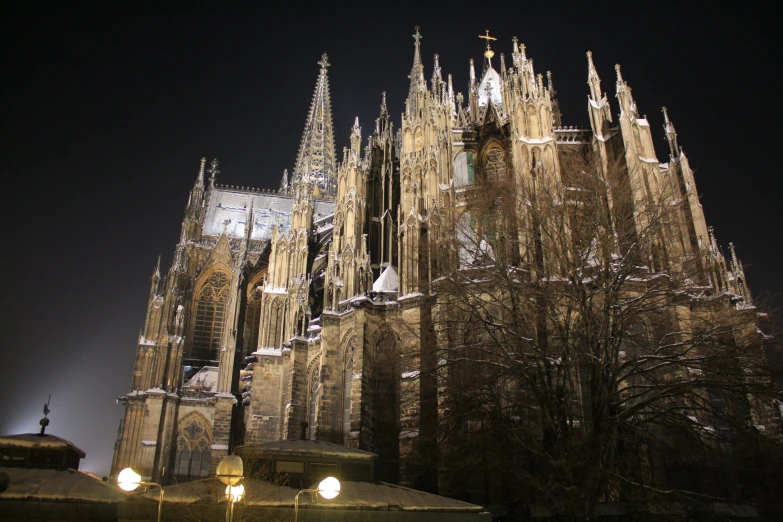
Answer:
[662,106,679,157]
[615,64,638,118]
[292,53,337,196]
[408,26,426,105]
[586,51,602,100]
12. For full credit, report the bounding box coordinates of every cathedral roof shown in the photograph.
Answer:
[201,188,334,240]
[478,65,502,107]
[237,439,376,460]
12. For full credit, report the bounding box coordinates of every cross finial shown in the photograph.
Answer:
[413,26,422,44]
[479,29,497,61]
[479,29,497,46]
[208,158,220,179]
[318,53,330,70]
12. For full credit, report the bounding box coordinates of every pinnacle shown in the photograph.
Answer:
[292,54,337,196]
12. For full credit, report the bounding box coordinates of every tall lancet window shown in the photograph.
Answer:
[308,364,321,440]
[191,271,230,361]
[343,354,353,441]
[243,284,262,356]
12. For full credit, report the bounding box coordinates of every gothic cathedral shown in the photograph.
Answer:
[111,28,772,491]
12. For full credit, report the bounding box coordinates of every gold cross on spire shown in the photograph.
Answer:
[318,53,330,70]
[479,29,497,60]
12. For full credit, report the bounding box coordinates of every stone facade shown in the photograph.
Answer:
[112,29,778,495]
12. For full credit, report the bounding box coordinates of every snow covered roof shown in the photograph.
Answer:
[372,265,399,293]
[183,366,219,392]
[202,189,334,240]
[139,477,484,512]
[0,466,126,502]
[478,66,502,107]
[0,433,85,458]
[237,439,376,460]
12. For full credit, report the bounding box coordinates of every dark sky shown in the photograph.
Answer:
[1,3,780,477]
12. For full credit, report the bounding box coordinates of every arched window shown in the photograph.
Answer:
[242,284,262,356]
[343,357,353,440]
[308,364,321,440]
[454,151,475,187]
[191,272,230,361]
[173,414,211,482]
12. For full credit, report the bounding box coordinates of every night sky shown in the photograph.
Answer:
[2,3,780,477]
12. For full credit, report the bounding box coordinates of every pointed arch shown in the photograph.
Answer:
[480,139,509,183]
[172,411,212,482]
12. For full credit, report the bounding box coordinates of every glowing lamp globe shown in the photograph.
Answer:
[317,476,341,500]
[216,455,244,486]
[117,468,142,492]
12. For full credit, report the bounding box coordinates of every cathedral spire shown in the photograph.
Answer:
[662,106,679,157]
[615,64,638,118]
[409,26,426,97]
[587,50,602,100]
[293,53,337,196]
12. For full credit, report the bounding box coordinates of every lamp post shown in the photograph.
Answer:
[294,476,341,522]
[117,467,163,522]
[216,455,244,522]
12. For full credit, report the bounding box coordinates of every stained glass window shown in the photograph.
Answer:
[191,272,230,361]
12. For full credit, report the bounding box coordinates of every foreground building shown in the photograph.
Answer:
[111,28,780,511]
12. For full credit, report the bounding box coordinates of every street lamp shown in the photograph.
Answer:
[117,467,163,522]
[294,476,341,522]
[216,456,244,522]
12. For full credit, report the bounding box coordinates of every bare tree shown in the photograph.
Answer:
[431,152,782,518]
